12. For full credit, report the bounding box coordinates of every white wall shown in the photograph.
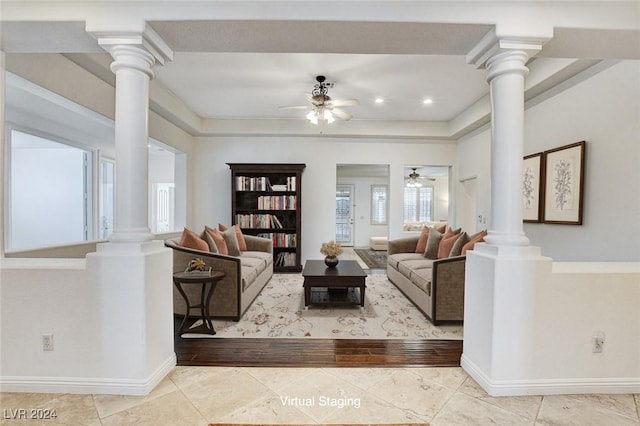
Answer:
[192,137,457,261]
[457,61,640,261]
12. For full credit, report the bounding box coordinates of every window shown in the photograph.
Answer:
[7,130,93,250]
[371,184,388,225]
[404,186,434,223]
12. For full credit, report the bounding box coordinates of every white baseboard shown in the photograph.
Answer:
[461,354,640,396]
[0,353,176,395]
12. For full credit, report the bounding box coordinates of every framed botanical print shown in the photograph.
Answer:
[523,152,544,222]
[543,141,586,224]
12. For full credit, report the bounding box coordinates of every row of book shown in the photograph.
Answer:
[275,252,296,267]
[235,176,297,192]
[256,232,296,248]
[257,195,297,210]
[235,214,283,229]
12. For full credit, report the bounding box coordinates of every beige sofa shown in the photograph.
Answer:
[386,235,466,325]
[165,234,273,321]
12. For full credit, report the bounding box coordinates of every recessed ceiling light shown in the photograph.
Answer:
[423,98,433,105]
[375,97,385,104]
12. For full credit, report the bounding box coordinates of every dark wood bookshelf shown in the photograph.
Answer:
[228,163,306,272]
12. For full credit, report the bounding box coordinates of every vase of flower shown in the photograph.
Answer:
[320,240,343,268]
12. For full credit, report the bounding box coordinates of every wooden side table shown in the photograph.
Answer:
[172,270,226,336]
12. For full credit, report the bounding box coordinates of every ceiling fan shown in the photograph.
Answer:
[280,75,359,124]
[406,168,436,187]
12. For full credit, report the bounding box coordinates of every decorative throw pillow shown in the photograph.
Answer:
[202,231,219,254]
[438,231,462,259]
[449,232,469,257]
[436,224,447,233]
[415,226,430,253]
[221,227,242,256]
[178,227,209,251]
[461,230,488,255]
[423,227,442,259]
[204,226,228,255]
[219,223,248,252]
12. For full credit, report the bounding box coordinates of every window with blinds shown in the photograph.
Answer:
[371,184,388,225]
[404,186,434,222]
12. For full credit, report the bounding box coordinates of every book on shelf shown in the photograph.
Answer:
[257,195,297,210]
[235,175,297,192]
[275,252,296,267]
[235,214,283,229]
[256,232,297,248]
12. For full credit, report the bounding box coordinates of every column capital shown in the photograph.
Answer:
[467,28,547,71]
[93,24,174,67]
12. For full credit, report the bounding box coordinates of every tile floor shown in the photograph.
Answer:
[1,366,638,425]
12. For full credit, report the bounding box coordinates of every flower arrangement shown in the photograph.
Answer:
[320,240,343,257]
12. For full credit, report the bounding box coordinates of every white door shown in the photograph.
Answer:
[335,184,355,246]
[460,178,477,234]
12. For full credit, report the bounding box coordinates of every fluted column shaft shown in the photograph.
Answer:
[107,45,155,243]
[484,50,531,247]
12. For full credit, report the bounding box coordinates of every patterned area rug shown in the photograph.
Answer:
[353,248,387,269]
[211,424,429,426]
[183,274,463,340]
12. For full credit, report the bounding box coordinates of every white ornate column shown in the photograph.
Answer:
[484,49,532,246]
[83,27,176,395]
[106,44,155,242]
[95,29,172,243]
[461,31,554,397]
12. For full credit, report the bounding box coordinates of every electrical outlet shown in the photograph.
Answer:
[42,334,54,351]
[592,331,605,353]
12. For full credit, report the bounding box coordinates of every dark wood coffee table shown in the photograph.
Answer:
[302,260,367,309]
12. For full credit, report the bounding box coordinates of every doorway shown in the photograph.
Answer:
[336,164,390,248]
[335,184,355,246]
[460,177,478,234]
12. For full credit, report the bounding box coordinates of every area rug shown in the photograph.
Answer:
[182,274,463,340]
[210,424,428,426]
[353,248,387,269]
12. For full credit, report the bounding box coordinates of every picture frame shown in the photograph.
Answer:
[522,152,545,222]
[543,141,586,225]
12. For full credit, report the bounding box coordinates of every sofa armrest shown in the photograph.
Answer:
[243,234,273,253]
[432,255,466,324]
[388,236,419,255]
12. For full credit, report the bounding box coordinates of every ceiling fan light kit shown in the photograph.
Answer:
[283,75,358,125]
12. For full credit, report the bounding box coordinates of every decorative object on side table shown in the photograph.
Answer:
[185,258,212,276]
[320,240,343,268]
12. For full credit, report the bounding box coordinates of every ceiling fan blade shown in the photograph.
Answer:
[278,105,309,110]
[330,99,359,107]
[332,107,353,121]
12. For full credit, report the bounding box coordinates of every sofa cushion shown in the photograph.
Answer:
[219,223,248,252]
[178,228,209,251]
[241,267,258,292]
[424,227,442,259]
[438,232,461,259]
[410,268,433,295]
[415,226,430,253]
[204,226,228,255]
[222,227,242,256]
[240,255,268,275]
[387,253,425,269]
[398,259,434,280]
[449,232,470,257]
[242,251,273,265]
[462,230,488,255]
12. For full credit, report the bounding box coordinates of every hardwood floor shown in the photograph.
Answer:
[174,318,463,368]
